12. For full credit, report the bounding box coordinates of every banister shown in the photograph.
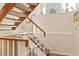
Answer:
[27,17,46,37]
[0,36,29,47]
[13,3,39,30]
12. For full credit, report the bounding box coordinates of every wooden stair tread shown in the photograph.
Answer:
[8,10,27,17]
[0,28,16,31]
[27,3,38,6]
[0,23,15,26]
[15,3,32,12]
[5,17,19,21]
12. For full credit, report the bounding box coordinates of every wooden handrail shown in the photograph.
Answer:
[0,36,29,42]
[27,17,46,37]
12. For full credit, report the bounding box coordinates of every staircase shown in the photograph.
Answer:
[0,3,67,56]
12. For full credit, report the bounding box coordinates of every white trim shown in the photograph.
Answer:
[47,32,75,35]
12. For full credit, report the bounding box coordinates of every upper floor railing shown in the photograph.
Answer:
[0,36,29,56]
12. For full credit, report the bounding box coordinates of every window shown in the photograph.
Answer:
[62,3,76,12]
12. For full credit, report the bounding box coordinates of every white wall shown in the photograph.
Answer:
[32,13,74,33]
[75,30,79,56]
[31,13,77,55]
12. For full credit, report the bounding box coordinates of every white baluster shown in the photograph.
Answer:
[0,40,2,56]
[18,41,21,56]
[2,40,4,56]
[7,40,9,56]
[13,40,15,56]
